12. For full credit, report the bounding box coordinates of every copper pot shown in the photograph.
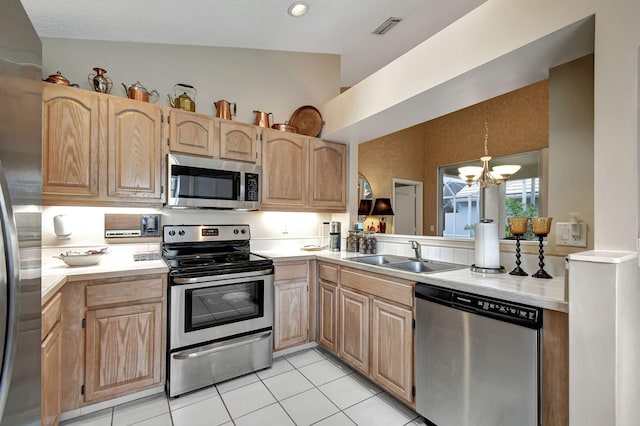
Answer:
[44,71,72,86]
[271,123,298,133]
[253,110,273,128]
[214,100,237,120]
[122,81,159,103]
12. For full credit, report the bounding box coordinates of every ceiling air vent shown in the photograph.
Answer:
[372,17,402,35]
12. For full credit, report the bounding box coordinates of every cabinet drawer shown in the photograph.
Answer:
[340,267,414,307]
[275,262,308,282]
[318,263,339,283]
[86,276,164,308]
[42,292,62,340]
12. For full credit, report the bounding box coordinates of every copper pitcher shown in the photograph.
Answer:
[214,100,237,120]
[253,110,273,128]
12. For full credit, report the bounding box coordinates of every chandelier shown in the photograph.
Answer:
[458,110,521,187]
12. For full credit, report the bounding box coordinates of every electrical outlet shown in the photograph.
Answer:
[555,222,587,247]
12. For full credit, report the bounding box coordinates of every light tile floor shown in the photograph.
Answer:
[61,347,427,426]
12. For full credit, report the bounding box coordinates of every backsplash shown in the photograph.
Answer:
[42,206,564,276]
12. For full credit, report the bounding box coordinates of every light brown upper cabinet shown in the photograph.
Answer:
[219,120,259,163]
[169,109,217,157]
[42,84,100,199]
[168,111,259,163]
[106,97,163,201]
[309,139,347,210]
[261,129,347,212]
[42,84,164,207]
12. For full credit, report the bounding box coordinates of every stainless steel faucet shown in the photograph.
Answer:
[409,240,421,260]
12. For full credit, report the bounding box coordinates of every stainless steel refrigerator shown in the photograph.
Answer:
[0,0,42,424]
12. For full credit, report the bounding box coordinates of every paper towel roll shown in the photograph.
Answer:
[475,220,500,269]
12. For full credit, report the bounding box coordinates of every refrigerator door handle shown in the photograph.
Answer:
[0,159,21,421]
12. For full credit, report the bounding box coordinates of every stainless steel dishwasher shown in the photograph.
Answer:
[415,283,542,426]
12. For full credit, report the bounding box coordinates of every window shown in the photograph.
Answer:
[438,151,542,239]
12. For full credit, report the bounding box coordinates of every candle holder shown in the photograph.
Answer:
[530,217,553,279]
[508,217,529,276]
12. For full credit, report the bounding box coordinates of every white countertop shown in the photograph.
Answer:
[41,245,168,305]
[42,245,567,312]
[256,249,568,312]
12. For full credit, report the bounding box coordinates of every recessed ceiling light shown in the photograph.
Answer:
[288,2,309,17]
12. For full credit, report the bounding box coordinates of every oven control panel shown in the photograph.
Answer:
[164,224,251,243]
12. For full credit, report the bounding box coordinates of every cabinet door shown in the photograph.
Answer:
[319,280,338,353]
[262,129,308,209]
[169,109,216,157]
[42,84,100,199]
[41,322,61,426]
[219,120,258,163]
[274,281,308,350]
[339,287,369,374]
[309,139,347,210]
[107,97,163,201]
[84,302,163,402]
[371,298,413,403]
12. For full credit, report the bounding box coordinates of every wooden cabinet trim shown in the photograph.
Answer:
[340,267,414,307]
[542,309,569,425]
[86,277,164,308]
[318,280,338,352]
[42,292,62,340]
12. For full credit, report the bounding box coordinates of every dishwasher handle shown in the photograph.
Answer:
[415,282,543,330]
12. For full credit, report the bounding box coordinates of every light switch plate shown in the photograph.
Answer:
[555,222,587,247]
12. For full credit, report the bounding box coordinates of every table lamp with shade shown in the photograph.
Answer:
[371,198,394,233]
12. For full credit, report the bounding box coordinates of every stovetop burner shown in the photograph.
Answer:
[162,225,273,278]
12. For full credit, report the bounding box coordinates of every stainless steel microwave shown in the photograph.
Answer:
[166,154,261,210]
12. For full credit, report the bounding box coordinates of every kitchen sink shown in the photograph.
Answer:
[350,255,463,274]
[349,255,409,265]
[386,260,461,274]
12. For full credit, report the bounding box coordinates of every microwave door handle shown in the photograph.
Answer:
[0,159,21,420]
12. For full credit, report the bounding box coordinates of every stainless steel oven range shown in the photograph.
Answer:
[163,224,274,397]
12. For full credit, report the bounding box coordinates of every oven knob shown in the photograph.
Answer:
[178,230,185,236]
[240,229,246,234]
[168,230,175,236]
[234,229,239,234]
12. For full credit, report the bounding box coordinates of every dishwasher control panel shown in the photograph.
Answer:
[452,293,539,322]
[416,283,542,329]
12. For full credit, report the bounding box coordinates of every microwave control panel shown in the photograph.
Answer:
[245,173,259,202]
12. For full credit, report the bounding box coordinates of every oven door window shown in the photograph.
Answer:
[185,280,264,331]
[171,165,240,201]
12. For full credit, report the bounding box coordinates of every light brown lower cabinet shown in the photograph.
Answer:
[338,287,370,375]
[84,302,163,402]
[41,292,62,426]
[59,274,166,413]
[274,280,309,350]
[318,262,415,405]
[371,298,413,402]
[274,261,314,351]
[318,280,338,352]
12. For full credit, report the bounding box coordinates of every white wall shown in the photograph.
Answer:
[42,38,340,127]
[548,55,595,253]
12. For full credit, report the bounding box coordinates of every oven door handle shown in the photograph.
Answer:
[172,331,272,360]
[172,268,273,285]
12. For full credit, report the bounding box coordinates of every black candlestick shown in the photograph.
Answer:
[509,234,528,276]
[531,234,552,279]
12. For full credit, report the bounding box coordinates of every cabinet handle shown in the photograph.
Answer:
[172,331,271,359]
